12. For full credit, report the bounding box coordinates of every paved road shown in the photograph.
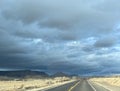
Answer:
[42,79,112,91]
[43,81,78,91]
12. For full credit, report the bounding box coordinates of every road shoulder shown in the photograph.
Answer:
[26,80,77,91]
[90,81,120,91]
[96,82,120,91]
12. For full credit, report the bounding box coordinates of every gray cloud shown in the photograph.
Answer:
[0,0,120,75]
[94,36,117,48]
[1,0,120,39]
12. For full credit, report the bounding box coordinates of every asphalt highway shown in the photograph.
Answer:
[42,79,111,91]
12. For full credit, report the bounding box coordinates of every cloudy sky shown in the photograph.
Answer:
[0,0,120,75]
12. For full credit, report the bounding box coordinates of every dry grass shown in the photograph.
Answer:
[0,77,71,91]
[90,77,120,87]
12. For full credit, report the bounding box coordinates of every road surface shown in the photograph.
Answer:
[42,79,112,91]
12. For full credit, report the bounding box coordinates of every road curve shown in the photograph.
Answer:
[41,79,112,91]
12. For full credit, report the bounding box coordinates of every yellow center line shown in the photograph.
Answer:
[68,81,80,91]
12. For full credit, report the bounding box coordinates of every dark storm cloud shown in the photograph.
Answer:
[94,36,117,48]
[1,0,120,39]
[0,0,120,75]
[82,45,94,52]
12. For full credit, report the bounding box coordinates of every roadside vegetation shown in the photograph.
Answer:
[0,76,75,91]
[90,77,120,87]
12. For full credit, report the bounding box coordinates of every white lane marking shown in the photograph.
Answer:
[68,81,80,91]
[94,82,112,91]
[87,81,97,91]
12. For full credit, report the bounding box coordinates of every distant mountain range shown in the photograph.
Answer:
[52,72,69,77]
[0,70,49,78]
[0,70,74,78]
